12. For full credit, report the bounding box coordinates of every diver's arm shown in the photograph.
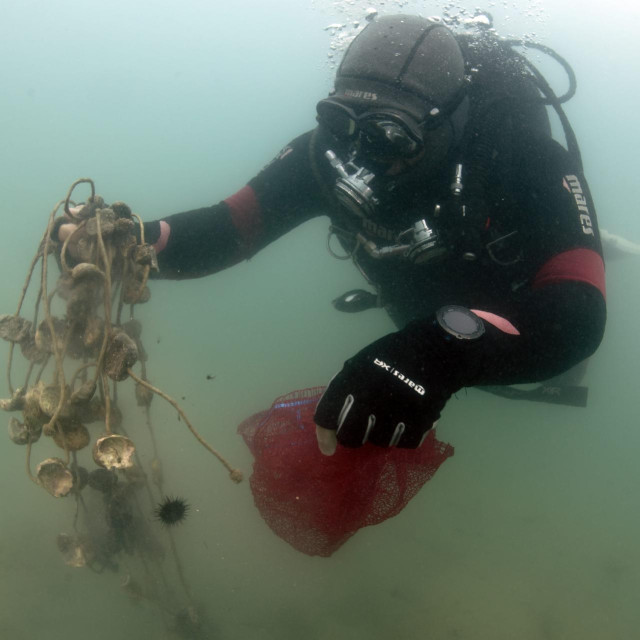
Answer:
[144,130,324,279]
[314,137,606,449]
[473,136,606,382]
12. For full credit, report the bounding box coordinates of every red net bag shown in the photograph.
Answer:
[238,387,454,557]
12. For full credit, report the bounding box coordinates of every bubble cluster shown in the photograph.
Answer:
[313,0,551,70]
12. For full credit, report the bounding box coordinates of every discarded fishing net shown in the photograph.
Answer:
[239,387,454,557]
[0,178,240,637]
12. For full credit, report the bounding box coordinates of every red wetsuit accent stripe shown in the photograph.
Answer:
[224,185,263,256]
[532,248,606,299]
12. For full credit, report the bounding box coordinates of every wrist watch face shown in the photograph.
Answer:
[436,305,485,340]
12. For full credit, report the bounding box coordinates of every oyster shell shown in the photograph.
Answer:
[82,314,104,351]
[133,244,158,268]
[8,416,42,445]
[110,201,132,219]
[70,379,96,405]
[36,458,74,497]
[22,386,48,431]
[19,334,47,363]
[121,318,142,340]
[0,314,32,343]
[92,434,135,470]
[64,263,104,325]
[35,317,67,354]
[56,533,94,568]
[71,465,89,491]
[74,397,104,424]
[113,217,135,234]
[71,262,105,283]
[38,383,69,417]
[66,289,93,323]
[87,467,118,493]
[51,421,90,451]
[73,195,105,220]
[135,382,153,407]
[0,387,26,412]
[85,208,116,236]
[104,331,138,381]
[55,271,74,300]
[122,464,146,488]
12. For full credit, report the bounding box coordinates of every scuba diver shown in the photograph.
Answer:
[59,14,606,454]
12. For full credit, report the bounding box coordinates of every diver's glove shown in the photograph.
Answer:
[314,306,486,448]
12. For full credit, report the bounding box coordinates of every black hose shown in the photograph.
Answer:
[506,40,583,172]
[504,39,577,104]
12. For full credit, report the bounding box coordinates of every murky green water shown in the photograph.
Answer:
[1,1,639,638]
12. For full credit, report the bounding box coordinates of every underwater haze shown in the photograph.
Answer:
[1,0,639,638]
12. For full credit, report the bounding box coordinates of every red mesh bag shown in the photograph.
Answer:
[238,387,454,557]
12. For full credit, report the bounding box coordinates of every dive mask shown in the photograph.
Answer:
[316,98,426,159]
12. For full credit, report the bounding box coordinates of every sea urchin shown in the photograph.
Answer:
[154,496,190,526]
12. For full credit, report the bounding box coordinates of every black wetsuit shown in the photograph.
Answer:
[143,116,606,389]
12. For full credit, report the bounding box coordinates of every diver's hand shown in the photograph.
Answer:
[314,320,465,453]
[316,425,338,456]
[58,221,78,243]
[54,205,91,264]
[55,205,83,243]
